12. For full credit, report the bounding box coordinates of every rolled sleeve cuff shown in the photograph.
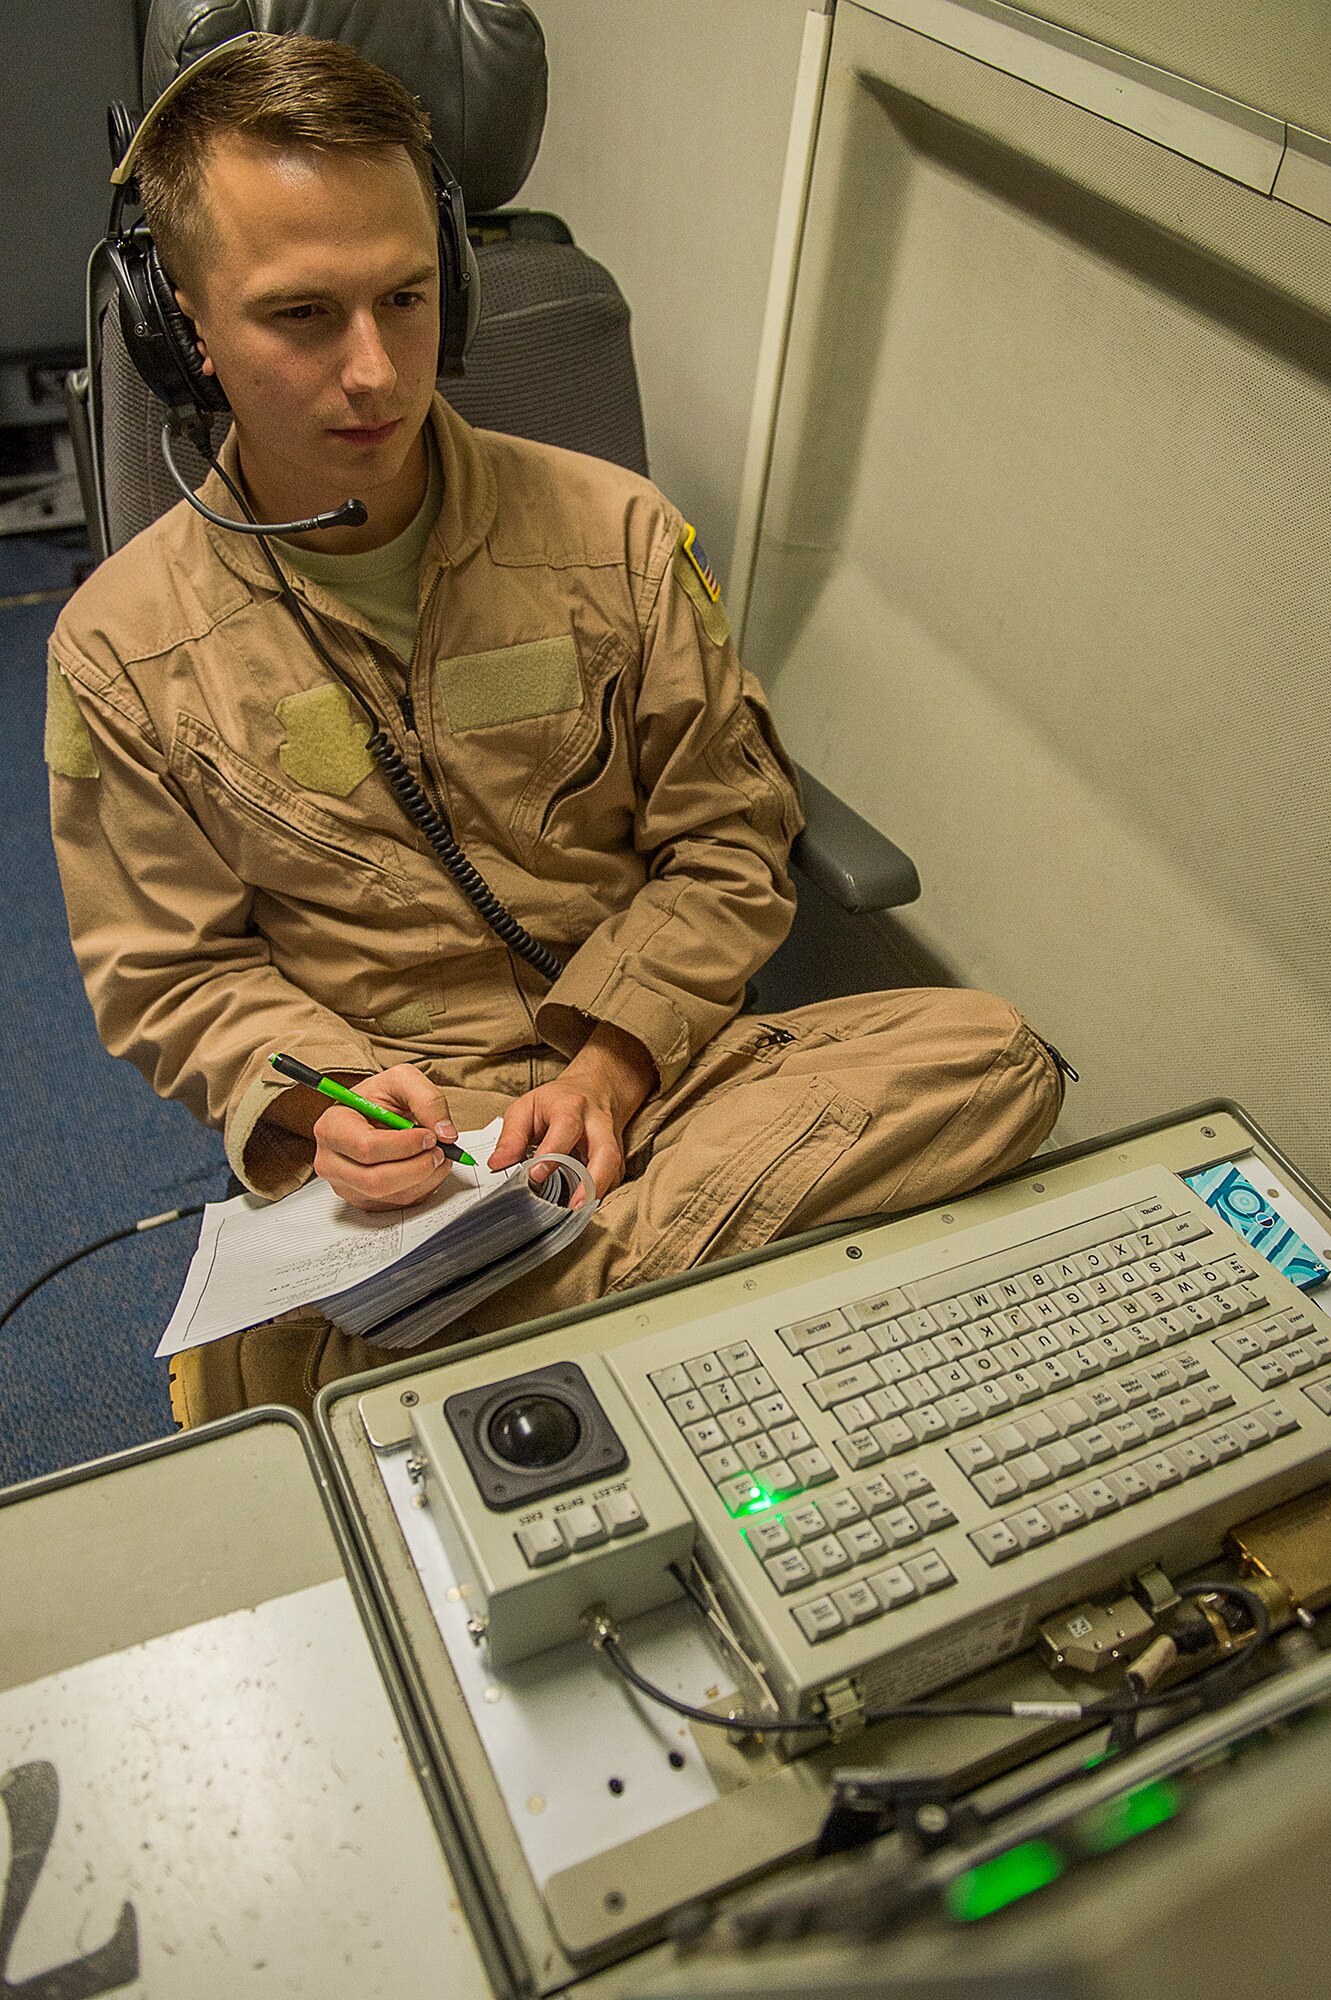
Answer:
[536,960,710,1096]
[225,1037,376,1200]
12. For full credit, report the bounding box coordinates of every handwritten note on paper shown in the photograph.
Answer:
[157,1120,512,1357]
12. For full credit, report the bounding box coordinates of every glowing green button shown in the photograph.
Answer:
[1076,1778,1182,1853]
[946,1840,1064,1922]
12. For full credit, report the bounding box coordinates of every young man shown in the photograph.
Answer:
[48,35,1063,1423]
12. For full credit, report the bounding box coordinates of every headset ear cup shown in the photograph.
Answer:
[146,252,231,414]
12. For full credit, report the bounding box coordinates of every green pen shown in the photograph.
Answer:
[269,1053,477,1166]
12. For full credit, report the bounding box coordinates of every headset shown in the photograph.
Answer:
[99,29,563,982]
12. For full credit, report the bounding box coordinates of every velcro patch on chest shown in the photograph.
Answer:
[275,684,375,797]
[673,525,731,646]
[436,635,582,731]
[44,658,100,778]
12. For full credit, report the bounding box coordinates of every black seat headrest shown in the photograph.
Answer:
[140,0,547,214]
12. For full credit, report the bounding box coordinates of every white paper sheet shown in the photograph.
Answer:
[156,1119,593,1357]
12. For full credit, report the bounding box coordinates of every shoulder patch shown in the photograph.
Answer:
[672,525,731,647]
[275,684,375,797]
[44,658,100,778]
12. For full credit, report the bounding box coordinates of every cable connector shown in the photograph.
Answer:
[583,1604,619,1650]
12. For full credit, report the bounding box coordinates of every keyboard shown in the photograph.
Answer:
[606,1163,1331,1720]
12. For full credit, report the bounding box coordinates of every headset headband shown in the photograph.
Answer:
[110,32,269,186]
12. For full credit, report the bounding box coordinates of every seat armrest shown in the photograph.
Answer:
[790,765,921,913]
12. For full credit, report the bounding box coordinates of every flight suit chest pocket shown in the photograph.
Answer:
[498,632,636,851]
[170,712,409,905]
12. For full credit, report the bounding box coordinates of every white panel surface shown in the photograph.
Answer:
[0,1581,490,1998]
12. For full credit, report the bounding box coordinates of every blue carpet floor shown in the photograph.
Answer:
[0,533,229,1489]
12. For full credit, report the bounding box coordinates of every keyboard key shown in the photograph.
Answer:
[785,1502,828,1543]
[1038,1438,1085,1478]
[1105,1465,1152,1505]
[1282,1341,1317,1377]
[822,1489,865,1528]
[1139,1451,1182,1489]
[869,1564,918,1609]
[1104,1413,1147,1453]
[792,1448,835,1487]
[989,1423,1028,1461]
[717,1341,759,1373]
[701,1447,746,1484]
[880,1506,924,1547]
[1004,1367,1043,1404]
[739,1435,779,1470]
[809,1367,880,1410]
[832,1579,883,1626]
[852,1473,899,1513]
[1204,1423,1242,1461]
[516,1520,566,1566]
[720,1406,764,1444]
[1168,1437,1216,1477]
[684,1419,726,1456]
[1016,1410,1059,1449]
[972,1381,1014,1417]
[736,1367,778,1401]
[703,1379,744,1413]
[780,1309,850,1354]
[754,1395,797,1429]
[905,1406,950,1443]
[871,1416,911,1464]
[837,1430,886,1469]
[650,1364,695,1402]
[807,1534,852,1580]
[949,1435,997,1475]
[1136,1402,1176,1439]
[844,1288,908,1330]
[1077,1426,1116,1464]
[807,1330,875,1375]
[667,1390,710,1426]
[842,1521,888,1564]
[1050,1396,1090,1435]
[1264,1398,1299,1436]
[1243,1355,1291,1391]
[892,1464,934,1500]
[1010,1451,1054,1491]
[1043,1491,1088,1534]
[1009,1505,1056,1547]
[793,1596,844,1642]
[939,1392,983,1429]
[904,1550,954,1594]
[765,1459,801,1497]
[686,1352,727,1387]
[1071,1478,1119,1519]
[718,1473,765,1513]
[1231,1411,1274,1450]
[559,1505,608,1550]
[974,1465,1021,1507]
[772,1422,814,1458]
[839,1395,878,1431]
[1303,1381,1331,1416]
[972,1521,1024,1563]
[1164,1390,1205,1426]
[912,1494,958,1533]
[765,1548,814,1593]
[745,1518,791,1557]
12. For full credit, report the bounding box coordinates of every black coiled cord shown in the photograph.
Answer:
[366,728,564,981]
[193,427,564,985]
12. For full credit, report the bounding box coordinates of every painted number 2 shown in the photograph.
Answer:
[0,1763,139,1998]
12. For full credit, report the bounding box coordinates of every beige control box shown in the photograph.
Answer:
[409,1351,695,1666]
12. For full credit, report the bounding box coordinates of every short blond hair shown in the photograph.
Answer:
[133,34,435,289]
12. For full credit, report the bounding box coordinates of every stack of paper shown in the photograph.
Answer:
[158,1121,597,1357]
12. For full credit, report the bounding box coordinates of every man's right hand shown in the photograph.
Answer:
[310,1063,460,1212]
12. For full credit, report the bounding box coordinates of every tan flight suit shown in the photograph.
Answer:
[47,395,1063,1424]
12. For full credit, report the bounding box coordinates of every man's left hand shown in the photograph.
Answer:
[488,1022,658,1200]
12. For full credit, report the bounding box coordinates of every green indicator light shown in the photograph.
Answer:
[1077,1779,1182,1854]
[946,1841,1064,1923]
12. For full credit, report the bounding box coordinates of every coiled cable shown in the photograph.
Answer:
[194,428,564,983]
